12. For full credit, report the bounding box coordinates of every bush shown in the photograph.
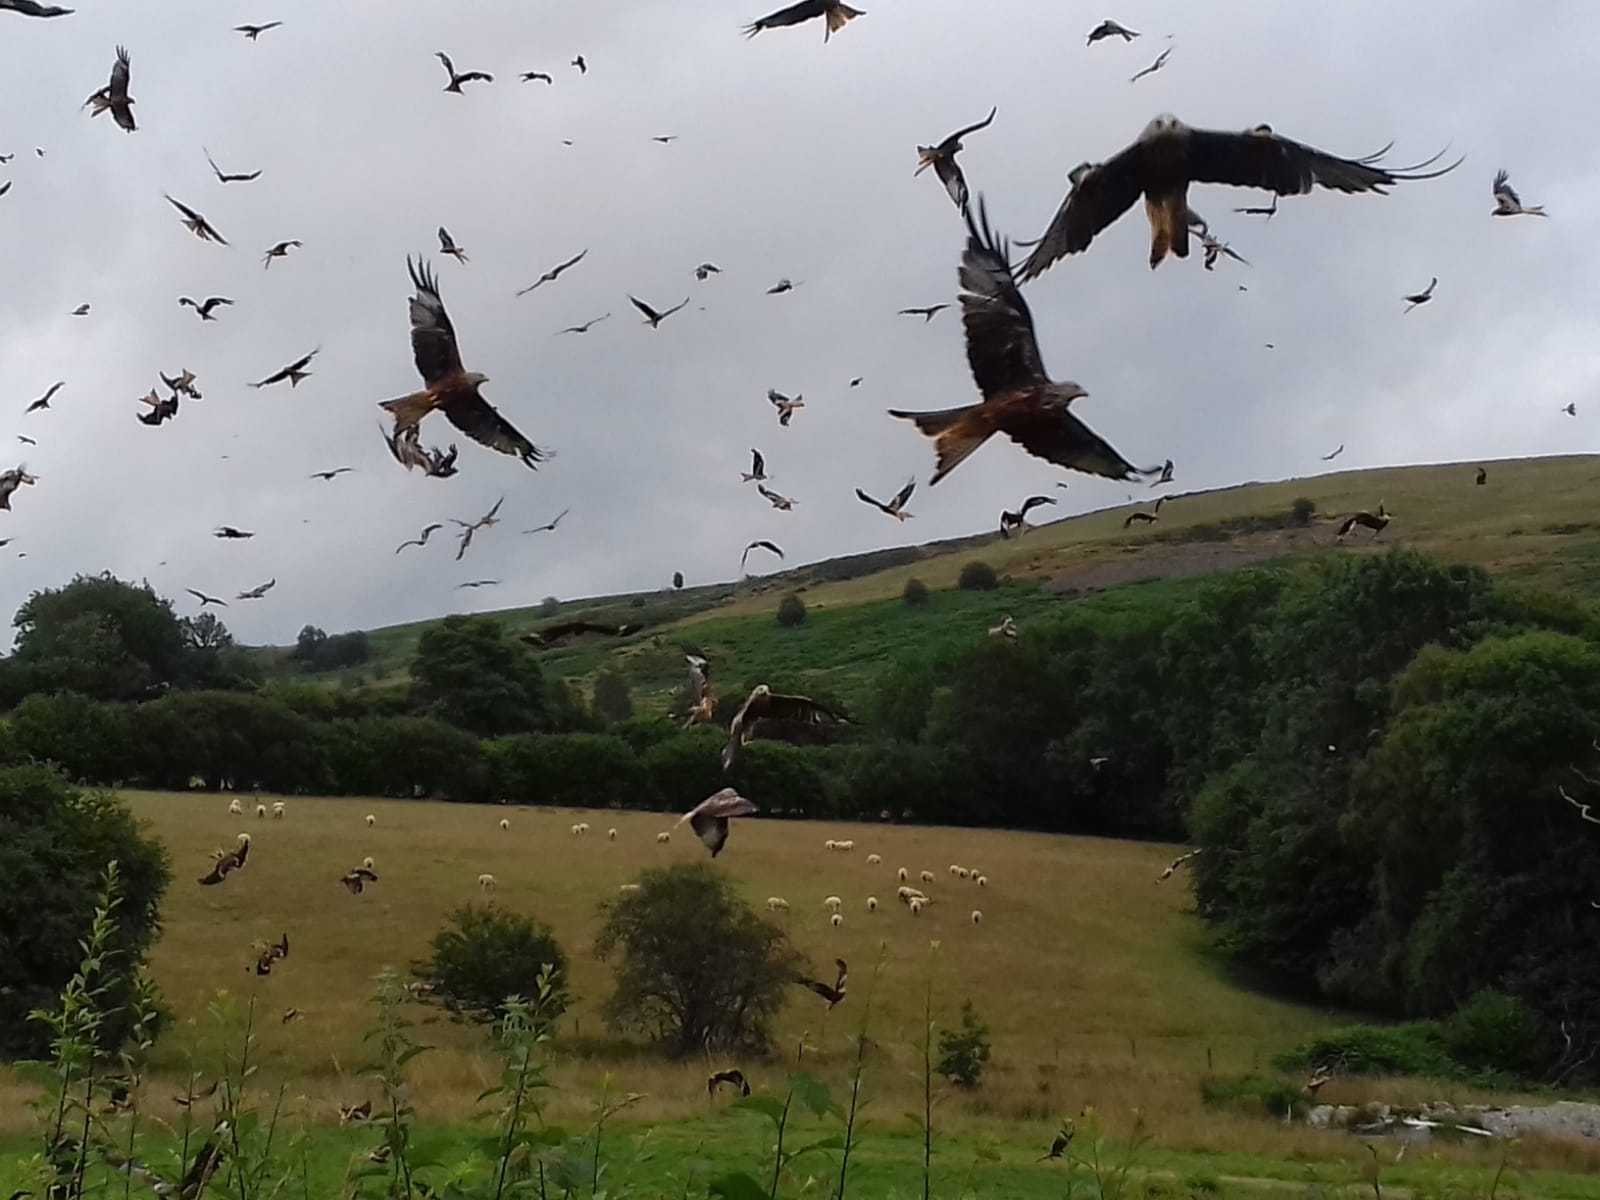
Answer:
[937,999,992,1089]
[414,904,570,1026]
[1289,497,1316,527]
[902,578,929,608]
[776,594,808,628]
[1274,1023,1459,1079]
[592,668,634,722]
[1443,991,1544,1077]
[595,862,803,1056]
[957,561,999,592]
[1199,1074,1303,1120]
[540,596,561,617]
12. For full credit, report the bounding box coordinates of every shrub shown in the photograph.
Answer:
[937,999,993,1089]
[957,561,999,592]
[591,668,634,722]
[1274,1023,1458,1078]
[1443,991,1543,1077]
[776,594,808,628]
[1289,497,1316,526]
[595,862,803,1056]
[540,596,561,617]
[414,903,570,1026]
[1198,1074,1304,1119]
[902,578,929,608]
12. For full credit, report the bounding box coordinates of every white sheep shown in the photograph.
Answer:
[866,896,878,912]
[365,813,376,827]
[838,839,854,851]
[948,864,961,876]
[909,899,923,915]
[607,828,618,840]
[570,823,582,836]
[478,873,497,891]
[255,804,267,819]
[227,799,243,816]
[766,896,790,911]
[499,818,510,831]
[271,802,286,819]
[577,822,591,834]
[824,839,837,850]
[976,875,988,888]
[362,856,375,870]
[957,867,970,880]
[656,831,671,843]
[866,853,881,865]
[920,870,935,884]
[897,867,909,882]
[619,883,642,894]
[970,910,982,925]
[830,913,843,928]
[823,895,842,913]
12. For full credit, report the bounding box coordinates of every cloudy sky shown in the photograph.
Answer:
[0,0,1594,645]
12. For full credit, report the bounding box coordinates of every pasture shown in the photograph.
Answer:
[6,790,1600,1197]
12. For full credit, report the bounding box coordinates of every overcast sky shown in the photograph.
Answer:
[0,0,1594,645]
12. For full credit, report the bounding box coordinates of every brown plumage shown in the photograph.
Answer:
[742,448,767,483]
[516,249,587,295]
[340,866,379,895]
[0,464,39,510]
[1086,19,1138,43]
[136,389,179,426]
[452,495,503,561]
[1124,497,1164,527]
[236,579,275,600]
[249,349,318,389]
[914,107,996,214]
[438,226,469,263]
[998,494,1056,538]
[253,932,289,976]
[744,0,863,41]
[25,381,64,413]
[263,239,302,267]
[165,194,227,244]
[795,958,848,1008]
[521,619,636,647]
[739,539,784,574]
[767,389,804,426]
[1492,169,1545,217]
[380,257,549,468]
[86,46,135,132]
[722,684,845,772]
[1337,503,1389,539]
[1016,115,1462,276]
[161,369,201,399]
[683,654,717,727]
[758,484,797,511]
[186,588,227,608]
[630,294,690,327]
[198,834,250,886]
[1150,459,1174,487]
[1475,467,1487,486]
[708,1068,751,1097]
[855,478,915,520]
[1155,849,1199,882]
[678,786,759,856]
[382,424,459,478]
[891,197,1159,486]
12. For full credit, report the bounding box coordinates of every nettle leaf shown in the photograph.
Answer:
[787,1074,838,1120]
[732,1095,787,1127]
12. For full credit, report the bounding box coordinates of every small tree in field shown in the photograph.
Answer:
[1289,497,1316,527]
[595,863,804,1056]
[414,904,570,1026]
[957,561,999,592]
[937,999,993,1089]
[776,594,808,628]
[903,578,929,608]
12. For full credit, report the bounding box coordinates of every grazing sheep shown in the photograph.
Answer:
[607,828,618,840]
[838,839,854,851]
[971,909,982,925]
[824,895,842,913]
[228,799,243,815]
[830,913,843,927]
[362,856,376,870]
[255,804,267,819]
[365,814,376,827]
[948,864,961,876]
[766,896,790,912]
[909,898,923,915]
[897,867,909,882]
[577,822,591,834]
[619,883,642,894]
[571,823,582,835]
[976,875,988,888]
[825,839,837,850]
[866,896,878,911]
[866,853,881,865]
[656,831,671,844]
[478,873,497,891]
[897,886,926,905]
[919,870,935,883]
[957,867,970,879]
[271,802,286,819]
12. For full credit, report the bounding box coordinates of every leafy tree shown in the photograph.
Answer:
[902,578,930,608]
[411,615,549,737]
[957,561,998,592]
[776,594,807,628]
[291,624,370,674]
[10,692,138,784]
[937,1000,993,1089]
[0,765,170,1059]
[414,904,570,1025]
[322,716,488,801]
[591,668,634,723]
[595,862,804,1056]
[488,733,654,809]
[11,574,189,700]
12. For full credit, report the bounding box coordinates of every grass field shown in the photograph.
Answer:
[5,791,1600,1197]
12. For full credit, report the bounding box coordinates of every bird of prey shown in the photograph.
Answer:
[162,368,201,399]
[172,1079,220,1108]
[1016,115,1462,277]
[252,932,289,976]
[516,249,587,295]
[522,507,569,534]
[651,135,678,144]
[766,277,798,294]
[892,198,1159,486]
[1562,402,1577,417]
[744,0,863,41]
[683,654,717,727]
[214,526,253,539]
[915,107,996,213]
[197,834,250,884]
[768,389,804,426]
[395,522,443,553]
[1200,231,1249,271]
[457,579,499,590]
[1149,458,1174,487]
[1321,443,1344,461]
[998,494,1056,537]
[571,55,587,73]
[722,684,844,771]
[1234,194,1279,220]
[249,348,318,389]
[899,304,949,322]
[86,46,136,132]
[1128,47,1171,83]
[136,390,178,426]
[1155,850,1201,883]
[1336,503,1389,539]
[521,70,553,83]
[758,484,798,511]
[855,478,916,521]
[849,377,863,387]
[70,304,89,315]
[989,615,1018,640]
[25,381,64,413]
[678,787,759,857]
[742,449,767,483]
[521,620,635,647]
[262,239,302,267]
[236,579,276,600]
[707,1068,751,1097]
[1492,169,1545,217]
[452,495,504,561]
[204,147,261,183]
[1402,276,1437,313]
[1475,466,1487,486]
[2,0,76,15]
[0,464,39,510]
[15,435,34,445]
[694,262,722,281]
[1124,508,1159,528]
[796,959,848,1009]
[235,21,282,40]
[740,540,784,574]
[340,866,379,895]
[339,1100,373,1124]
[179,295,233,320]
[558,313,610,334]
[166,194,227,243]
[438,226,469,263]
[383,424,460,477]
[436,52,492,92]
[630,294,690,327]
[380,257,549,468]
[1087,19,1138,43]
[0,181,10,198]
[310,466,353,481]
[1038,1124,1075,1162]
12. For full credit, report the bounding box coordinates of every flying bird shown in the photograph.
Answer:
[1087,19,1138,43]
[694,262,722,281]
[197,834,249,885]
[683,654,717,727]
[436,52,492,92]
[187,589,226,607]
[15,435,34,445]
[235,21,282,40]
[520,70,553,83]
[262,239,302,267]
[522,507,570,534]
[383,425,460,477]
[165,194,227,244]
[516,249,587,295]
[571,55,587,73]
[161,369,201,399]
[204,147,261,183]
[395,522,443,553]
[899,304,949,322]
[438,226,469,263]
[1128,47,1171,83]
[796,959,848,1009]
[309,466,353,481]
[1402,277,1437,313]
[707,1068,750,1098]
[891,198,1160,486]
[678,787,759,857]
[213,526,253,539]
[1336,503,1389,539]
[629,294,690,328]
[1015,115,1462,276]
[758,484,797,511]
[1562,402,1577,417]
[1124,508,1160,528]
[673,571,685,589]
[558,314,609,334]
[1491,169,1545,217]
[521,620,635,647]
[998,494,1056,538]
[252,932,289,976]
[914,106,996,213]
[1156,850,1200,882]
[1,0,76,15]
[1200,232,1249,271]
[137,391,179,426]
[249,348,318,389]
[743,0,863,41]
[457,579,499,590]
[452,495,504,561]
[740,540,784,574]
[1149,459,1174,487]
[86,46,135,132]
[0,181,10,198]
[0,464,38,510]
[742,449,767,483]
[25,381,64,413]
[340,866,378,895]
[855,478,916,521]
[989,615,1018,640]
[766,277,798,294]
[1321,443,1344,461]
[722,684,844,771]
[236,579,276,601]
[651,135,678,144]
[768,389,804,426]
[179,295,233,320]
[1234,194,1279,220]
[1038,1125,1075,1162]
[70,304,89,316]
[379,257,549,468]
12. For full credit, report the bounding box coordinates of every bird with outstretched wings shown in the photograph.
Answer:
[795,958,848,1008]
[86,46,135,131]
[165,194,227,244]
[722,685,845,771]
[516,249,587,295]
[678,787,759,857]
[914,107,996,214]
[204,147,260,182]
[744,0,862,40]
[740,540,783,574]
[630,294,690,327]
[249,349,318,389]
[436,52,492,92]
[855,478,915,520]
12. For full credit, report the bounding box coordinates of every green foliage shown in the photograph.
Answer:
[411,614,550,736]
[1274,1022,1460,1078]
[0,768,169,1060]
[957,560,999,592]
[292,623,370,673]
[488,732,653,809]
[591,666,634,722]
[1442,991,1545,1078]
[540,595,561,616]
[594,862,803,1056]
[936,1000,993,1089]
[902,577,929,607]
[775,593,808,628]
[414,904,571,1026]
[1198,1074,1304,1119]
[1289,497,1316,526]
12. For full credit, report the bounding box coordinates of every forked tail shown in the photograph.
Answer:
[888,403,992,485]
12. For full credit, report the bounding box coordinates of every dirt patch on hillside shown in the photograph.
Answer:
[1043,526,1333,599]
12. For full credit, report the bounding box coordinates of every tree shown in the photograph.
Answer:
[414,904,570,1026]
[0,766,170,1059]
[10,574,189,700]
[937,1000,993,1089]
[776,594,807,628]
[957,561,999,592]
[902,578,929,608]
[595,863,804,1056]
[592,668,634,722]
[1289,497,1316,526]
[540,596,561,617]
[411,615,549,737]
[291,624,370,674]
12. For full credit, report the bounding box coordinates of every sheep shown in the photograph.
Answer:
[866,896,878,912]
[976,875,988,888]
[919,870,935,884]
[830,913,843,928]
[866,853,882,865]
[571,823,582,836]
[499,818,510,831]
[577,822,591,834]
[970,910,982,925]
[656,831,671,844]
[227,799,243,816]
[897,886,926,905]
[909,898,923,915]
[948,864,962,876]
[478,873,497,891]
[823,896,842,913]
[255,804,267,819]
[607,828,618,840]
[365,814,376,827]
[362,856,376,870]
[838,839,854,851]
[957,867,970,880]
[825,839,837,850]
[766,897,790,912]
[619,883,642,894]
[271,802,286,819]
[897,867,909,882]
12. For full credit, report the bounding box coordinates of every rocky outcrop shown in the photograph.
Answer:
[1307,1100,1600,1142]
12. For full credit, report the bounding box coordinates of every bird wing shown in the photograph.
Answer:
[1187,125,1461,196]
[550,249,587,278]
[407,257,466,386]
[891,478,916,510]
[659,297,690,319]
[628,295,659,321]
[934,158,969,210]
[1015,145,1148,280]
[1002,405,1148,482]
[1492,168,1518,206]
[763,692,841,725]
[750,448,764,475]
[165,193,203,222]
[744,0,827,34]
[1018,494,1055,516]
[438,391,545,465]
[108,45,130,102]
[960,199,1051,400]
[437,226,456,251]
[944,106,998,147]
[854,488,886,512]
[436,52,454,76]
